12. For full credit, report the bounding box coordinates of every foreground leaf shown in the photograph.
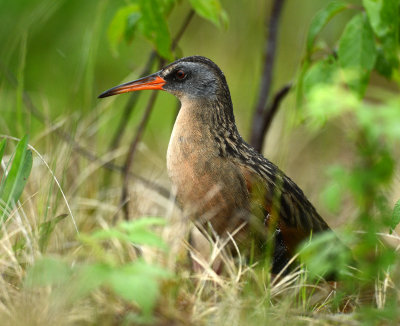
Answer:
[303,57,338,96]
[338,13,377,96]
[107,4,141,56]
[363,0,399,77]
[189,0,228,28]
[25,257,72,287]
[390,199,400,234]
[0,135,33,217]
[299,231,354,279]
[306,1,348,55]
[139,0,172,60]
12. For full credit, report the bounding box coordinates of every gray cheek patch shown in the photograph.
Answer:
[161,61,221,101]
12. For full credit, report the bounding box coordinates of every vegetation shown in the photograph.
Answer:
[0,0,399,325]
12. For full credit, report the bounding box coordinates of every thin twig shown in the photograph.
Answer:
[250,0,286,152]
[171,9,195,50]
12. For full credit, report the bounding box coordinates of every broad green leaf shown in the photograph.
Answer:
[109,261,171,316]
[363,0,400,77]
[321,182,342,213]
[321,165,347,213]
[139,0,172,60]
[390,199,400,234]
[88,228,130,242]
[125,12,141,42]
[305,82,359,130]
[306,1,348,54]
[303,57,338,95]
[338,13,377,96]
[363,0,399,38]
[127,228,167,249]
[299,231,353,279]
[86,218,167,248]
[189,0,228,28]
[110,269,158,316]
[119,217,166,231]
[25,257,72,287]
[107,4,141,56]
[120,218,167,248]
[375,47,394,78]
[0,135,33,216]
[74,263,111,298]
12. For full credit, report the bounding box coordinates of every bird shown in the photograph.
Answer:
[99,56,331,274]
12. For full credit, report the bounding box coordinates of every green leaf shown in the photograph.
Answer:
[86,218,167,249]
[303,57,338,95]
[127,228,167,249]
[0,139,6,166]
[125,12,142,42]
[139,0,172,60]
[0,135,33,217]
[189,0,228,28]
[363,0,399,38]
[121,217,167,249]
[89,228,130,242]
[119,217,166,231]
[74,263,111,298]
[363,0,400,77]
[306,1,348,54]
[299,231,353,279]
[375,47,394,78]
[25,257,72,287]
[390,199,400,234]
[338,13,377,96]
[321,182,342,213]
[109,261,171,316]
[107,4,141,56]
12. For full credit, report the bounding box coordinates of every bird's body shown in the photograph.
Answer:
[99,56,331,273]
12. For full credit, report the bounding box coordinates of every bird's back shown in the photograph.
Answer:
[212,125,330,256]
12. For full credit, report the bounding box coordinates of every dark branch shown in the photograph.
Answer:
[250,0,286,152]
[261,83,291,136]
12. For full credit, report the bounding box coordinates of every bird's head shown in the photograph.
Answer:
[98,56,232,105]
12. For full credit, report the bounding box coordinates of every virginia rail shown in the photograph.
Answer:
[99,56,331,273]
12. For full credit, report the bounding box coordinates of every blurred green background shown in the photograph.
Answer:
[0,0,384,226]
[1,2,400,323]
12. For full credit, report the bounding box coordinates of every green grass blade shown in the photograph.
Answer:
[0,135,33,218]
[0,139,6,169]
[39,214,68,252]
[0,139,6,198]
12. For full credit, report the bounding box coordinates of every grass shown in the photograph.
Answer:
[0,127,399,325]
[1,58,400,326]
[1,2,400,324]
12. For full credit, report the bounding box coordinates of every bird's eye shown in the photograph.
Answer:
[175,70,186,80]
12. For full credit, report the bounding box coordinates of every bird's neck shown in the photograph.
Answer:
[167,97,244,163]
[178,96,237,133]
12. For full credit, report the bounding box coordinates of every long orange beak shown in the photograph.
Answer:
[98,73,166,98]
